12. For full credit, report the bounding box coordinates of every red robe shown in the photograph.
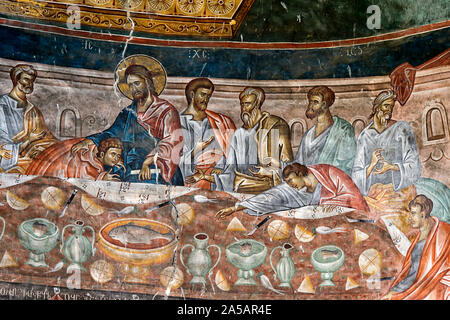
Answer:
[190,110,236,190]
[25,137,109,180]
[390,217,450,300]
[136,94,183,182]
[309,164,370,211]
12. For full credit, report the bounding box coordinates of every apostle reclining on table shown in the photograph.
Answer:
[26,137,125,181]
[70,63,184,185]
[215,162,369,219]
[382,195,450,300]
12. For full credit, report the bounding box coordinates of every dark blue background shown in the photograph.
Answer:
[0,25,448,80]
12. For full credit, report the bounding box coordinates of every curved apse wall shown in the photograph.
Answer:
[0,1,448,302]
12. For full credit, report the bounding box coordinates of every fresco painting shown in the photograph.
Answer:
[0,0,448,303]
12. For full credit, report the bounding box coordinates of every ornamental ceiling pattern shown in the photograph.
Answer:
[0,0,254,37]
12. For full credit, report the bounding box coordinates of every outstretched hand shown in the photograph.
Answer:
[373,161,399,175]
[215,206,237,220]
[192,136,215,158]
[185,168,205,184]
[139,156,154,181]
[0,144,13,160]
[103,168,121,181]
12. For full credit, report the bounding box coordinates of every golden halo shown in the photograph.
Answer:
[114,54,167,99]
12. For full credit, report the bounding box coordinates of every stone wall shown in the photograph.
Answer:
[0,57,448,184]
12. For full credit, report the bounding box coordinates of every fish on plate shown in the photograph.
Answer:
[108,222,173,247]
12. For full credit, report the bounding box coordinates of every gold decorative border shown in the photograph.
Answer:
[0,0,255,37]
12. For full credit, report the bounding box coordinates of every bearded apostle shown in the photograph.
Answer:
[186,86,294,194]
[295,86,356,175]
[71,57,184,185]
[382,195,450,300]
[215,162,369,219]
[180,78,236,190]
[0,64,57,174]
[351,90,421,220]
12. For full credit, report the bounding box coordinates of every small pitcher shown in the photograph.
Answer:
[0,216,5,241]
[60,220,96,271]
[180,233,221,285]
[270,242,295,288]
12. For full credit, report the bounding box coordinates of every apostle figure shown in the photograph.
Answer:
[351,90,421,220]
[71,55,184,185]
[186,87,293,194]
[382,195,450,300]
[179,78,236,190]
[0,64,57,173]
[26,137,125,181]
[216,162,369,219]
[295,86,356,175]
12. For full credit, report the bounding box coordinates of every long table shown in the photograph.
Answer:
[0,173,404,300]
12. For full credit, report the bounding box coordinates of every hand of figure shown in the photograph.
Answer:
[370,148,384,168]
[262,157,280,168]
[116,160,126,171]
[215,206,236,220]
[210,168,223,175]
[323,205,338,214]
[185,168,205,184]
[71,139,94,155]
[28,145,46,159]
[103,169,121,181]
[249,166,274,178]
[28,128,47,141]
[373,161,399,175]
[0,144,12,160]
[192,136,215,158]
[138,156,154,181]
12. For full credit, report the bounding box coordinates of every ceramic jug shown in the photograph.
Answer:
[180,233,221,285]
[60,220,95,271]
[270,243,295,288]
[0,216,5,241]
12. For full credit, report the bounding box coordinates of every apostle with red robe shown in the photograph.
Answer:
[382,195,450,300]
[179,78,236,190]
[26,137,124,181]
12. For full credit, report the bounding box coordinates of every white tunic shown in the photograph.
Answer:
[237,182,323,216]
[295,124,331,166]
[0,95,24,170]
[179,113,222,179]
[351,121,421,195]
[213,124,259,192]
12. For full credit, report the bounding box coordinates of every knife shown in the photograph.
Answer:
[145,200,171,214]
[367,276,396,282]
[247,215,272,236]
[345,216,376,223]
[59,189,78,218]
